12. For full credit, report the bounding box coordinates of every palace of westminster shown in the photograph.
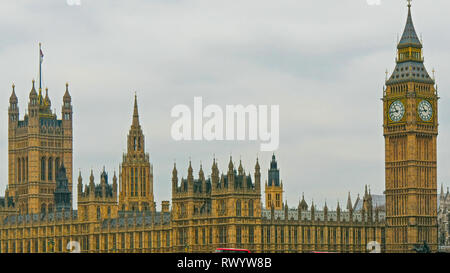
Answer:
[0,3,447,253]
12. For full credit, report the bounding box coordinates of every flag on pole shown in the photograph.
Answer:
[40,48,44,64]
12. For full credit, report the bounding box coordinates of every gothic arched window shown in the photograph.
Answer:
[22,158,25,183]
[248,200,254,217]
[41,157,46,181]
[18,158,21,183]
[236,200,241,216]
[48,158,53,181]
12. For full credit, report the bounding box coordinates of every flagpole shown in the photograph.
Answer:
[39,42,42,90]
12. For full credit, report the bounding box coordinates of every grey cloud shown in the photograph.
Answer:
[1,0,449,208]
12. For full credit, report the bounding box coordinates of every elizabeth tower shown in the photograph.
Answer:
[384,2,438,252]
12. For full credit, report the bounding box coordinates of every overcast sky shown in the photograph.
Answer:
[1,0,449,210]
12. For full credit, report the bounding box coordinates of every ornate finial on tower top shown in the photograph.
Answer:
[132,93,140,127]
[407,0,412,8]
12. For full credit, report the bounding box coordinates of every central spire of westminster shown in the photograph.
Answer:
[119,95,155,212]
[132,93,140,128]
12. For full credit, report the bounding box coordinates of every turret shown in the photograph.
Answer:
[8,83,19,127]
[112,171,118,196]
[187,160,194,193]
[254,158,261,192]
[284,200,289,222]
[172,163,178,195]
[347,192,353,222]
[28,80,39,120]
[100,167,107,198]
[77,171,83,198]
[62,83,72,124]
[89,170,95,195]
[238,160,244,176]
[324,201,328,222]
[336,201,341,222]
[211,158,219,190]
[44,87,51,108]
[298,193,308,222]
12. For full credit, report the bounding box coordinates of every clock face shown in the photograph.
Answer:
[389,100,405,122]
[418,100,433,121]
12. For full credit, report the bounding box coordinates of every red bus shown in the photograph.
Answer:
[215,248,251,253]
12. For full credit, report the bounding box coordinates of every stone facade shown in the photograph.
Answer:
[383,3,438,252]
[438,186,450,247]
[0,3,439,253]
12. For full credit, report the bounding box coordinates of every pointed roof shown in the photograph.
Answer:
[10,83,17,104]
[63,82,71,101]
[347,192,352,211]
[29,79,37,98]
[398,2,422,49]
[172,162,177,175]
[386,2,434,85]
[132,93,140,127]
[255,157,260,170]
[44,87,51,106]
[199,162,205,178]
[228,156,234,170]
[270,153,277,169]
[238,159,243,174]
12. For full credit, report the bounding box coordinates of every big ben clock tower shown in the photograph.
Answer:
[383,1,438,253]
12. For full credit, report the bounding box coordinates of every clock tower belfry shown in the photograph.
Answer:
[383,2,438,253]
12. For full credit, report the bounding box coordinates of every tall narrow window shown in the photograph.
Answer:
[236,226,241,244]
[18,158,21,183]
[130,168,134,197]
[249,226,254,244]
[248,200,254,217]
[236,200,241,216]
[41,157,46,181]
[22,158,25,183]
[25,157,28,181]
[135,167,138,196]
[48,158,53,181]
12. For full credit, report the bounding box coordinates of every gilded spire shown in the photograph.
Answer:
[29,79,37,98]
[44,87,51,107]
